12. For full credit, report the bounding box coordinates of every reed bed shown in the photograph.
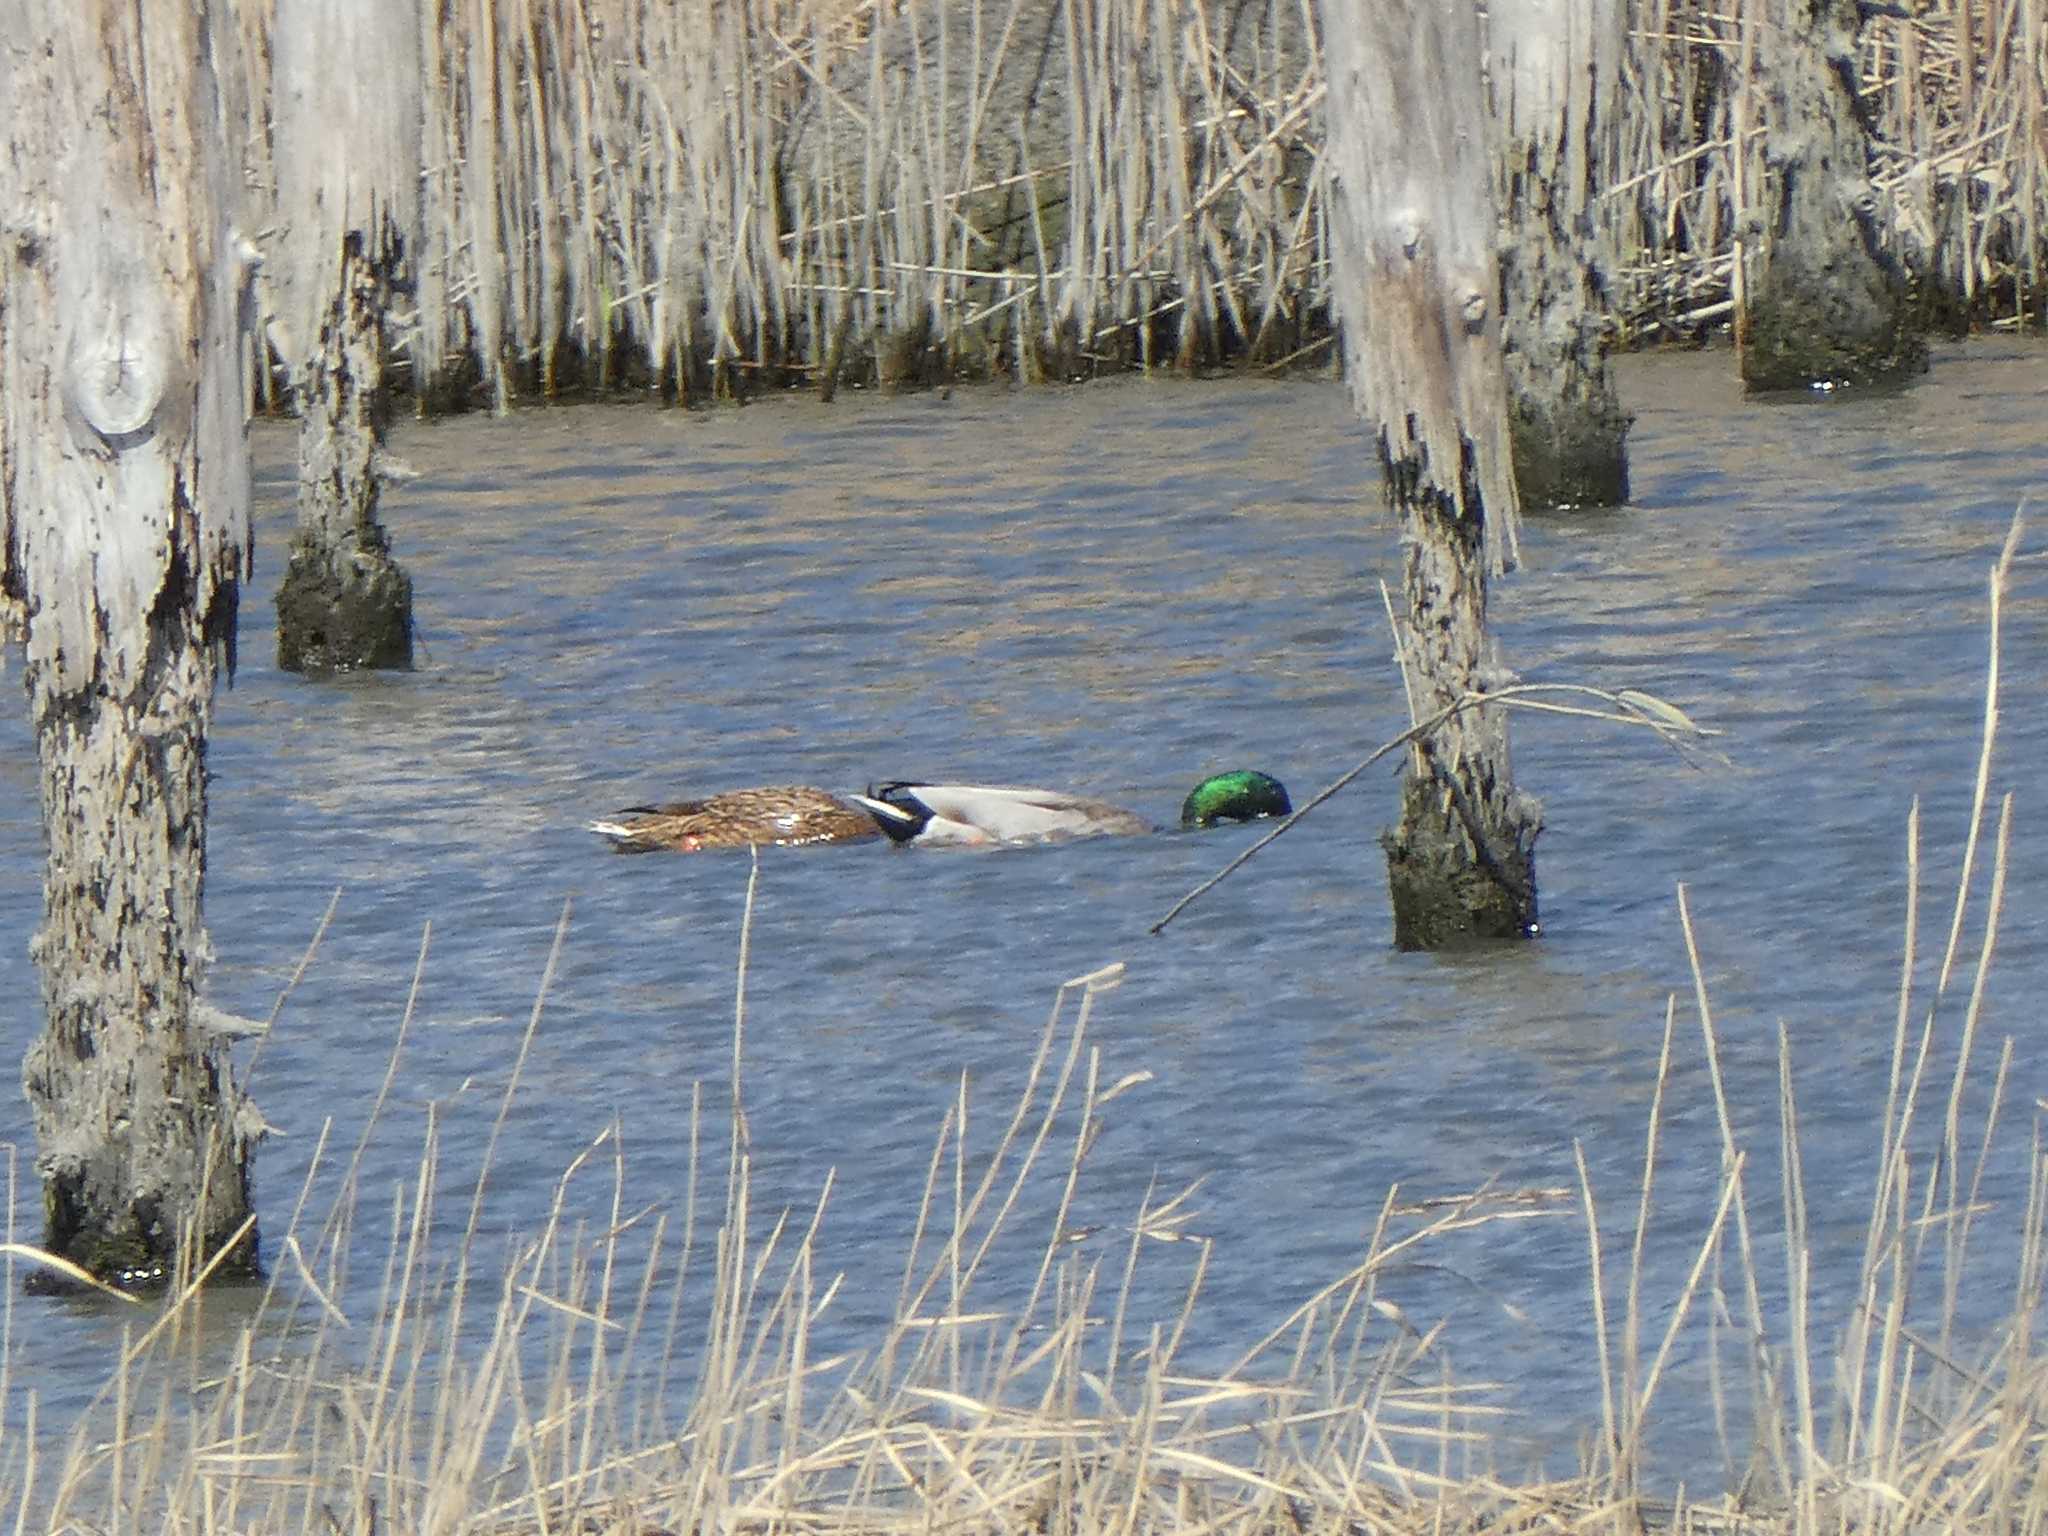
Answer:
[0,524,2041,1535]
[223,0,2046,410]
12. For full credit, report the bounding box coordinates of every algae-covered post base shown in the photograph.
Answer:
[2,5,262,1289]
[1384,786,1541,948]
[276,234,416,674]
[1319,0,1543,948]
[1506,384,1633,510]
[275,533,415,673]
[1492,0,1632,509]
[1741,0,1927,391]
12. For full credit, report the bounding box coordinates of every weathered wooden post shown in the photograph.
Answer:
[1491,0,1632,507]
[270,0,420,672]
[0,6,263,1285]
[1740,0,1926,389]
[1319,0,1544,948]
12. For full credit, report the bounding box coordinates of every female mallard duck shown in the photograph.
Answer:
[589,786,888,853]
[854,770,1291,847]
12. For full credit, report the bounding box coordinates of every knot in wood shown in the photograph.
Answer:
[64,301,173,446]
[1459,287,1488,329]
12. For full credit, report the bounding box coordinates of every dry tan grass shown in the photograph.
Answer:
[220,0,2048,408]
[3,517,2043,1535]
[1611,0,2048,339]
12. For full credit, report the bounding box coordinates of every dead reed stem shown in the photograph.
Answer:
[232,0,2047,409]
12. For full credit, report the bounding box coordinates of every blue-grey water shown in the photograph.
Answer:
[0,342,2044,1490]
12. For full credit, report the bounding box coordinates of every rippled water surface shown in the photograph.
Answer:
[2,343,2046,1482]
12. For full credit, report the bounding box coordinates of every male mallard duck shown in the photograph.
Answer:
[854,770,1291,847]
[1177,769,1293,829]
[589,786,888,853]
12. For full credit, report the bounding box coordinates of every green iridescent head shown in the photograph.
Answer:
[1179,770,1291,830]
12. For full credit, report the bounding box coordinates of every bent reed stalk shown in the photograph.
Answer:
[2,521,2039,1531]
[223,0,2047,410]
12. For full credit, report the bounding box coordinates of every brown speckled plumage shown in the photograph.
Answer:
[589,786,885,853]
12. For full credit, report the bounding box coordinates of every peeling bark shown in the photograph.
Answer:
[1,5,262,1287]
[1320,0,1543,948]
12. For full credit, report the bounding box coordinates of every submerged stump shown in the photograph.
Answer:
[1741,0,1927,390]
[1492,0,1632,508]
[1375,456,1545,949]
[275,233,415,673]
[1320,0,1543,948]
[272,0,420,673]
[2,4,263,1287]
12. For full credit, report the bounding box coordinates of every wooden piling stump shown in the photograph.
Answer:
[1320,0,1545,948]
[2,4,263,1288]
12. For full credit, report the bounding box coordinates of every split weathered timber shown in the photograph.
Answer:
[1491,0,1632,507]
[1319,0,1544,949]
[1739,0,1927,390]
[270,0,418,672]
[0,3,263,1287]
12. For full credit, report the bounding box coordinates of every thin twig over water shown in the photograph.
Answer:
[1150,681,1717,934]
